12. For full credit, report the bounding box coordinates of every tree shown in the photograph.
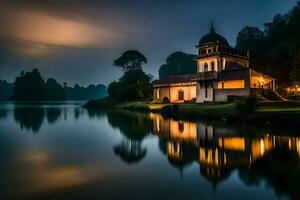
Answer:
[236,26,265,51]
[13,69,45,101]
[44,78,65,100]
[236,26,266,71]
[290,50,300,84]
[159,51,197,79]
[0,80,13,101]
[113,50,147,72]
[108,50,152,101]
[108,69,152,101]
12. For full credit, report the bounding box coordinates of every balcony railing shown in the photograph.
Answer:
[197,71,218,80]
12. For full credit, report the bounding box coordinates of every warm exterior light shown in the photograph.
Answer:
[259,77,265,85]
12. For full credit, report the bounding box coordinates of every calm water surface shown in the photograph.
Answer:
[0,102,299,200]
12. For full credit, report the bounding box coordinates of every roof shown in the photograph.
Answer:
[153,74,197,85]
[199,24,229,46]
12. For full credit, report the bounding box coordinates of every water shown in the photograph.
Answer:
[0,102,299,200]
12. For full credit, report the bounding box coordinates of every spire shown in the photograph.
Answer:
[210,21,215,33]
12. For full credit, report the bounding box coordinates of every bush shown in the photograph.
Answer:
[108,69,152,101]
[237,96,259,114]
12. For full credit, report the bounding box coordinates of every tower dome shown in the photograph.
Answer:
[199,24,229,46]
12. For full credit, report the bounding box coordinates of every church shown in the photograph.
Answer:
[153,24,277,103]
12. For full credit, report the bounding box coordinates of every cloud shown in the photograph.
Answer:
[0,6,123,50]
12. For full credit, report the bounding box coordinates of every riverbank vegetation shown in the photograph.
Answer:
[84,98,300,129]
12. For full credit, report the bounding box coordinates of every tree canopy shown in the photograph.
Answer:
[159,51,197,79]
[113,50,147,72]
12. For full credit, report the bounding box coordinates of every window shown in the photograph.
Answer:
[204,63,208,72]
[213,47,216,52]
[211,61,215,71]
[208,49,212,54]
[178,90,184,100]
[201,49,206,55]
[217,80,245,89]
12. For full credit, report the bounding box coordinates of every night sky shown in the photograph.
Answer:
[0,0,298,86]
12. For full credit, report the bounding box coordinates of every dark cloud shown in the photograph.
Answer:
[0,0,298,85]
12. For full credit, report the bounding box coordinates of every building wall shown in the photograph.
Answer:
[215,89,250,102]
[196,75,251,103]
[153,87,170,102]
[198,56,219,72]
[196,87,214,103]
[153,83,196,103]
[197,55,249,73]
[169,85,196,102]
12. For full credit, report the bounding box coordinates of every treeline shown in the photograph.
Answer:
[0,80,13,101]
[236,1,300,86]
[0,69,107,101]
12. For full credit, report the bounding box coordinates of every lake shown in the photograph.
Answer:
[0,102,299,200]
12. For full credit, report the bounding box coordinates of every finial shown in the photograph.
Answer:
[210,21,215,33]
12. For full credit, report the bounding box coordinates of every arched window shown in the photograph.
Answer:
[211,61,215,71]
[178,89,184,101]
[204,62,208,72]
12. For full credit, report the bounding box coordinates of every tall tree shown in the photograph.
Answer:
[108,50,152,101]
[113,50,147,72]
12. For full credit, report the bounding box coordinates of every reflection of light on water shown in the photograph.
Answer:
[260,139,265,156]
[297,139,300,158]
[18,151,111,196]
[167,142,182,161]
[218,137,245,151]
[156,117,160,132]
[199,148,220,167]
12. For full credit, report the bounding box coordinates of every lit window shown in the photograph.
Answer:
[217,80,245,89]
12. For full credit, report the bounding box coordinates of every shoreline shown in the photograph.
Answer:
[83,98,300,131]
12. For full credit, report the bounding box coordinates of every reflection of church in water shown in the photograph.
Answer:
[150,113,300,184]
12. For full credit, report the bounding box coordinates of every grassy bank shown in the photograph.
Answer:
[84,97,238,119]
[243,101,300,128]
[84,98,300,129]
